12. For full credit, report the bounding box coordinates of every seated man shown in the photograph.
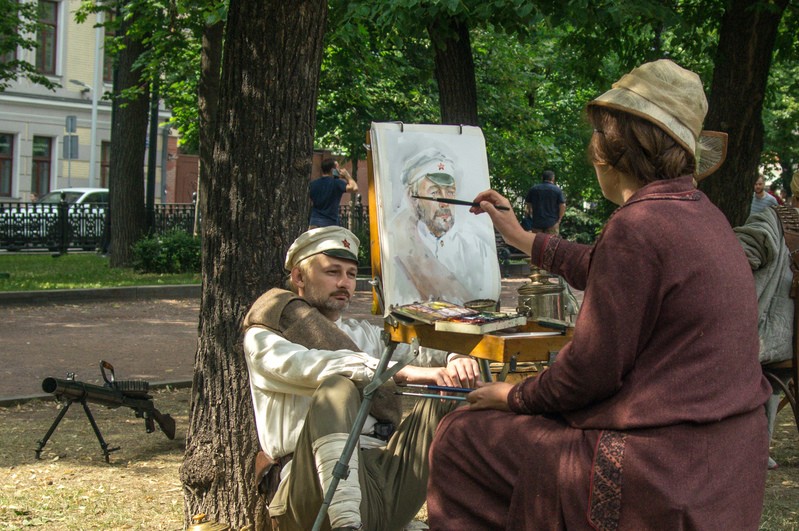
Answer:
[242,226,479,530]
[734,171,799,469]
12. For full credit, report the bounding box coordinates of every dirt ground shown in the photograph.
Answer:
[0,285,797,529]
[0,299,202,399]
[0,282,530,401]
[0,387,797,530]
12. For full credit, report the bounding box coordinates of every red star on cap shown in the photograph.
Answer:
[342,239,350,249]
[438,162,445,171]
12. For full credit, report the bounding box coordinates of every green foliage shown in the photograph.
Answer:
[0,253,200,291]
[350,224,372,269]
[316,17,439,162]
[132,230,201,274]
[75,0,220,151]
[762,6,799,183]
[560,202,611,244]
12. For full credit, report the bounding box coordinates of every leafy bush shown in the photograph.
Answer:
[132,229,201,274]
[350,224,371,269]
[560,205,606,244]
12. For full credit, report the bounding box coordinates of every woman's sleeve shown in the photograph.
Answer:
[511,215,660,414]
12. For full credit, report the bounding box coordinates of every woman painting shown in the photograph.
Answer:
[426,59,772,529]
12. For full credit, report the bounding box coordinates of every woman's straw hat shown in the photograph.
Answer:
[588,59,727,180]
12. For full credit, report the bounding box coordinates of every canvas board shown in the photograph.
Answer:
[370,122,501,315]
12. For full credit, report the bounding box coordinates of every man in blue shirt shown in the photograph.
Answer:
[309,158,359,228]
[750,174,778,216]
[524,170,566,234]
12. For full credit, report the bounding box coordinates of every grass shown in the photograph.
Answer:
[0,253,200,292]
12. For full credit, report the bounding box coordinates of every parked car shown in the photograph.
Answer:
[35,188,109,206]
[0,188,108,251]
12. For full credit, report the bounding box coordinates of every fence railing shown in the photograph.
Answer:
[338,204,369,236]
[1,201,369,252]
[0,202,197,252]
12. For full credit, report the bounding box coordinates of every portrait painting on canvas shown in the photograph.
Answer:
[370,122,501,314]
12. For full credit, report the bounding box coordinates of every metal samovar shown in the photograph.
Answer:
[516,268,567,321]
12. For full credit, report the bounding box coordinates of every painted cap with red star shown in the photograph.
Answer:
[401,147,456,188]
[284,226,360,270]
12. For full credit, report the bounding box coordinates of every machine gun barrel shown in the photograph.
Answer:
[43,377,126,408]
[41,377,176,440]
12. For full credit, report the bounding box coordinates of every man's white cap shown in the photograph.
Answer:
[284,226,360,271]
[401,148,457,188]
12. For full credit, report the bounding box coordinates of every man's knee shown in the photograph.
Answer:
[306,376,361,438]
[313,375,359,404]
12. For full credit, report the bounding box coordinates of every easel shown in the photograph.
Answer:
[312,127,573,530]
[312,130,414,530]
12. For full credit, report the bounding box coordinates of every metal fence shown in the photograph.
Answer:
[0,201,368,252]
[338,203,369,236]
[0,202,197,252]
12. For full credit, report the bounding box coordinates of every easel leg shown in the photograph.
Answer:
[479,359,493,383]
[35,399,74,459]
[312,337,417,531]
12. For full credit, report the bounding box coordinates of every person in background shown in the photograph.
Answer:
[426,59,771,530]
[768,181,784,205]
[309,158,358,229]
[751,174,779,215]
[734,170,799,470]
[524,170,566,234]
[243,226,479,530]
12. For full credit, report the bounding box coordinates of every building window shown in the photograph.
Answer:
[0,134,13,197]
[32,136,52,196]
[36,1,58,75]
[100,141,111,187]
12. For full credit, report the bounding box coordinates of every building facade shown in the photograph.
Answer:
[0,0,179,204]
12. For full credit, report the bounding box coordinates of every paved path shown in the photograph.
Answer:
[0,279,532,403]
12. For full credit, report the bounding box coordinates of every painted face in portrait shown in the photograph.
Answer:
[413,177,457,237]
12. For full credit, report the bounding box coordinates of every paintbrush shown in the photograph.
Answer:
[394,391,468,402]
[399,383,475,394]
[411,195,511,211]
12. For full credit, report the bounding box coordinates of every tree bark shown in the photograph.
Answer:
[428,15,479,126]
[108,5,149,267]
[700,0,788,227]
[181,0,327,527]
[197,17,224,208]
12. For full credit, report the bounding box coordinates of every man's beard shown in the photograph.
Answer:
[417,205,454,236]
[304,284,351,318]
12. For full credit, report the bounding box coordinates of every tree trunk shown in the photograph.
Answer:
[700,0,788,227]
[428,15,479,126]
[181,1,327,527]
[108,6,149,267]
[197,17,224,206]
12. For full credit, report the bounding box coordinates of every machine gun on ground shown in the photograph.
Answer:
[36,360,176,462]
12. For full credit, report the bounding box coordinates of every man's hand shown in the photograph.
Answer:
[395,359,477,389]
[466,381,514,411]
[445,354,480,389]
[396,365,458,388]
[341,168,359,193]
